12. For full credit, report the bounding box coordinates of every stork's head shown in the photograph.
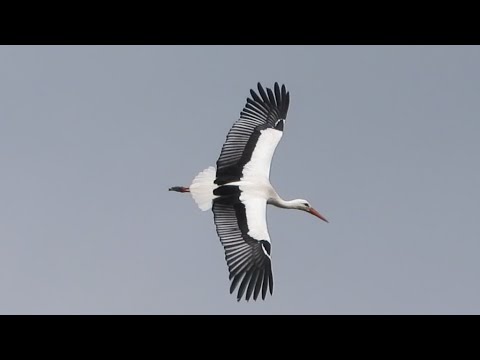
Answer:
[292,199,329,223]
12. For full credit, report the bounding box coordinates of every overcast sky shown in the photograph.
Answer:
[1,45,479,314]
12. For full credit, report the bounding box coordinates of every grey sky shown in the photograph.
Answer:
[1,45,479,314]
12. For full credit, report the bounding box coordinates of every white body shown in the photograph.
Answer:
[190,128,283,212]
[189,127,297,251]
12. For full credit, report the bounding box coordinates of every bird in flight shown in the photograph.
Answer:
[170,82,328,301]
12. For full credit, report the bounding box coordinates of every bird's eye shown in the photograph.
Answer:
[303,203,309,207]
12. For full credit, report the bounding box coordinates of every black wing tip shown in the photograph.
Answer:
[247,82,289,121]
[230,268,273,302]
[234,291,272,302]
[255,82,286,95]
[257,81,281,88]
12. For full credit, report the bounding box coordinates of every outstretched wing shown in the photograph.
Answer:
[215,82,290,184]
[212,195,273,301]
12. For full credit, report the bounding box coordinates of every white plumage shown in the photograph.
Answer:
[170,82,328,301]
[189,166,217,211]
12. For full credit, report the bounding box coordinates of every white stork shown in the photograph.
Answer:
[170,82,328,301]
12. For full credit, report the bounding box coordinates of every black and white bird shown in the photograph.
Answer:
[170,82,328,302]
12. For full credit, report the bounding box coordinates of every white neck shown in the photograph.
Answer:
[268,196,303,209]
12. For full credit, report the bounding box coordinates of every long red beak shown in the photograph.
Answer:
[309,208,329,223]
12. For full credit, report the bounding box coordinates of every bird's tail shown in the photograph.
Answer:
[189,166,218,211]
